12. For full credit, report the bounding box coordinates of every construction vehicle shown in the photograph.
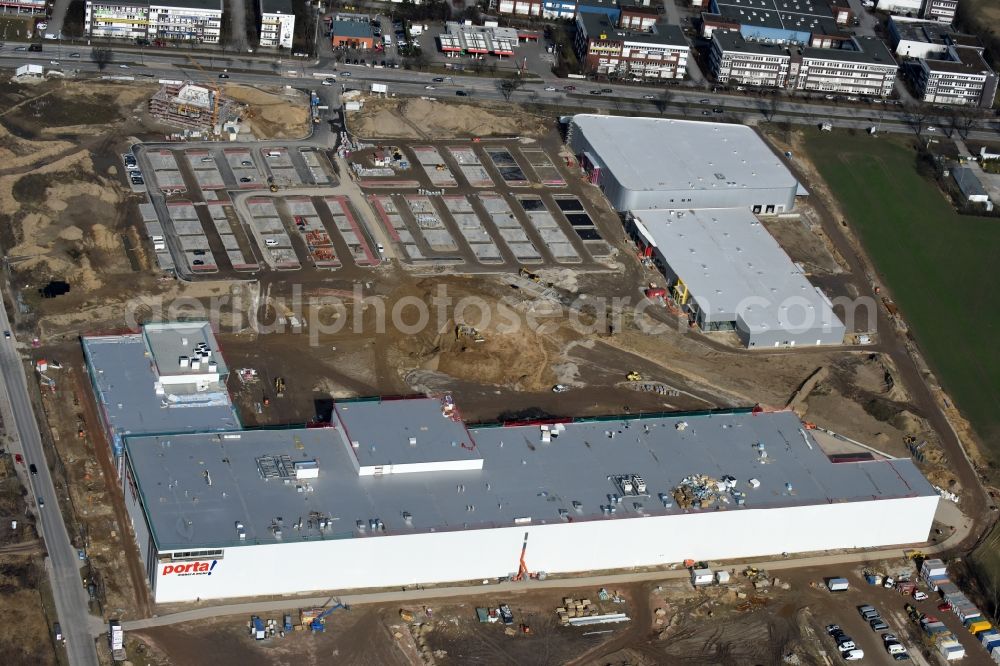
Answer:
[626,371,642,381]
[274,377,286,397]
[267,176,279,192]
[455,324,485,343]
[512,532,530,582]
[309,600,349,632]
[283,614,292,632]
[518,268,540,282]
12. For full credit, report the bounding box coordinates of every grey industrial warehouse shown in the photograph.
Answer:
[566,115,799,213]
[566,114,845,347]
[83,324,937,603]
[630,208,845,347]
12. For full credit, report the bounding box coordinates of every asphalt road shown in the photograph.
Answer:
[1,48,998,141]
[0,302,100,664]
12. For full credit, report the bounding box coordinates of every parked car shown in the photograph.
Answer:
[322,79,333,85]
[432,77,444,82]
[825,624,841,635]
[564,85,576,91]
[699,98,710,103]
[3,331,10,339]
[69,52,80,58]
[544,86,556,92]
[340,71,351,77]
[37,497,44,508]
[870,617,889,631]
[424,85,435,90]
[858,605,878,619]
[14,453,22,464]
[239,177,253,183]
[643,94,655,99]
[455,90,467,96]
[913,590,928,601]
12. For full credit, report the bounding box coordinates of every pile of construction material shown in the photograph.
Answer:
[556,597,598,625]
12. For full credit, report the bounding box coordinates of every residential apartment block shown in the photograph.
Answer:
[84,0,222,43]
[711,32,898,97]
[575,14,689,81]
[259,0,295,49]
[916,46,998,107]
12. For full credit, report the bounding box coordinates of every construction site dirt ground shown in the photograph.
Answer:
[0,448,58,665]
[127,560,991,666]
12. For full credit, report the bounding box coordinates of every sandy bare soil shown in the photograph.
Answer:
[349,97,551,139]
[223,85,311,140]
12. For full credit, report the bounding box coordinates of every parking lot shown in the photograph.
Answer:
[358,139,616,274]
[810,569,994,665]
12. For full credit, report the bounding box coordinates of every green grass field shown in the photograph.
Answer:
[803,131,1000,459]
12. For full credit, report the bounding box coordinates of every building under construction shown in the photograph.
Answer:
[97,324,938,602]
[149,82,241,134]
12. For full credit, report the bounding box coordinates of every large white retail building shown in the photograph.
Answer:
[118,395,936,603]
[82,325,938,603]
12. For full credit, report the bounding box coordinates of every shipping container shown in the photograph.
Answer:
[922,559,948,577]
[826,577,850,592]
[968,620,992,634]
[691,568,714,586]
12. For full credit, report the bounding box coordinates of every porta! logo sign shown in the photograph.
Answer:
[162,560,218,576]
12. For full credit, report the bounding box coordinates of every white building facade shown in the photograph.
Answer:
[917,47,999,107]
[794,47,898,97]
[710,32,791,87]
[141,495,938,603]
[259,0,295,49]
[85,0,222,43]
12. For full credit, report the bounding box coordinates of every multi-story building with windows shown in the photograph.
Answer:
[710,33,897,96]
[0,0,46,16]
[497,0,542,17]
[710,31,791,87]
[916,46,998,107]
[85,0,222,43]
[259,0,295,49]
[793,37,898,97]
[575,14,689,81]
[923,0,958,23]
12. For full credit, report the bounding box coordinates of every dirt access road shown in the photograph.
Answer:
[767,131,994,547]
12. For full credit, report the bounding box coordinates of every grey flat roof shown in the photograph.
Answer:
[82,334,240,438]
[570,115,797,196]
[802,37,897,66]
[579,14,687,46]
[714,0,840,35]
[125,409,934,551]
[332,397,480,469]
[713,29,791,56]
[143,322,228,378]
[632,208,842,335]
[953,167,987,197]
[150,0,222,11]
[259,0,292,14]
[332,19,373,39]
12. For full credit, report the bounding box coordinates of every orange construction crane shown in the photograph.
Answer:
[512,532,529,581]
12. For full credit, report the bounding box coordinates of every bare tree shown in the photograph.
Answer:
[955,106,979,139]
[653,88,672,115]
[90,47,113,71]
[497,78,522,101]
[903,102,930,135]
